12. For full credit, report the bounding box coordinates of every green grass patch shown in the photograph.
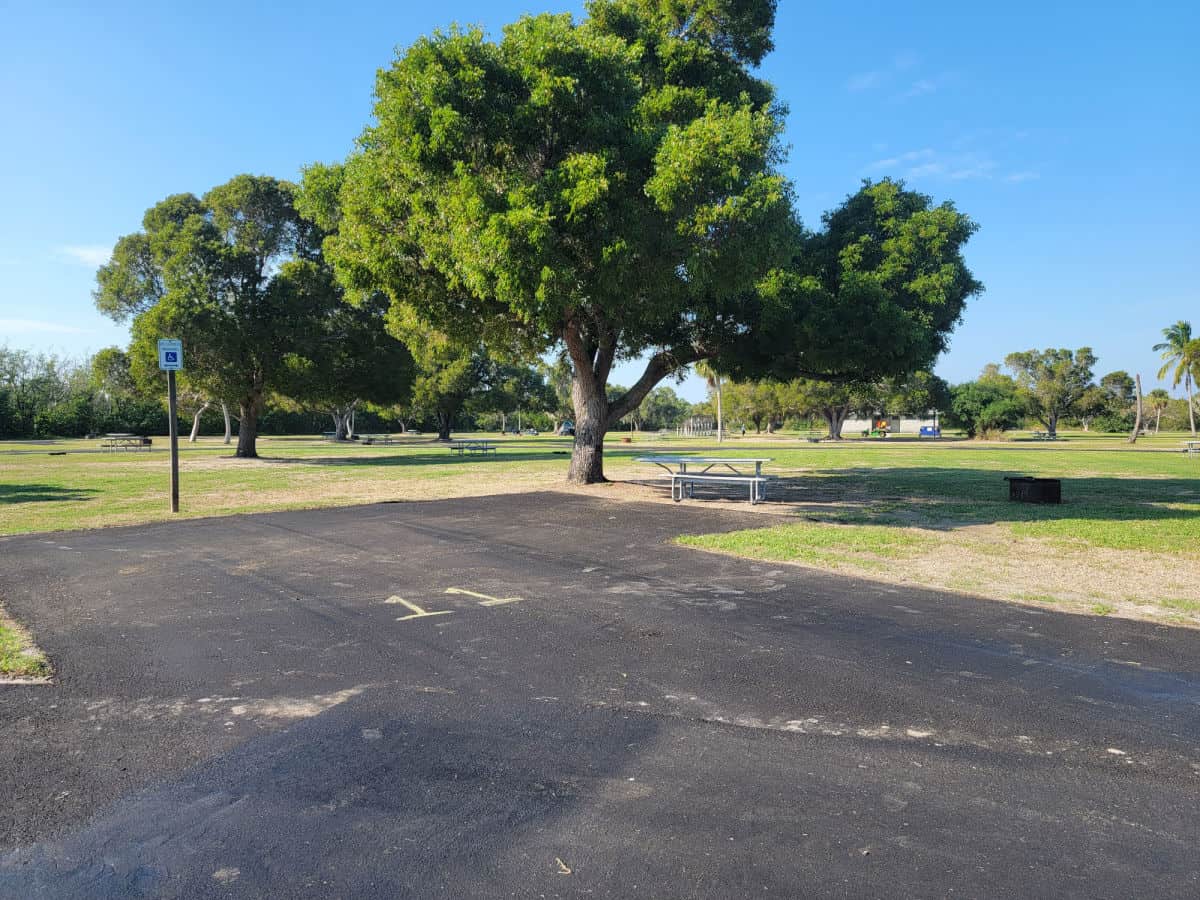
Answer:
[1014,592,1061,604]
[0,609,50,679]
[1158,598,1200,614]
[679,521,934,570]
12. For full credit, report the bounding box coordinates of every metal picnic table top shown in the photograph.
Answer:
[448,439,498,454]
[635,455,772,476]
[101,433,150,451]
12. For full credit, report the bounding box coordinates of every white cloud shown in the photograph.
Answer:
[867,148,936,170]
[901,78,938,98]
[1004,170,1040,183]
[0,318,89,335]
[58,245,111,267]
[866,148,998,182]
[846,71,883,92]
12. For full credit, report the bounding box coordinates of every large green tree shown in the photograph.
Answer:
[282,292,415,439]
[97,176,333,457]
[310,1,980,482]
[407,338,493,441]
[947,371,1024,439]
[1153,321,1197,437]
[470,359,556,432]
[1004,347,1097,438]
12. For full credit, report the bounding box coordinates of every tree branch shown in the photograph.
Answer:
[607,347,700,427]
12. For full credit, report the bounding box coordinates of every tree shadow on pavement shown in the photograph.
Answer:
[0,688,663,898]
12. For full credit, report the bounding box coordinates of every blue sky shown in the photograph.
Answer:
[1,0,1196,401]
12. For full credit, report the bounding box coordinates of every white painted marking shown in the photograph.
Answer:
[444,587,522,606]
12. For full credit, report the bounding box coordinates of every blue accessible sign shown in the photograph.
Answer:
[157,339,183,371]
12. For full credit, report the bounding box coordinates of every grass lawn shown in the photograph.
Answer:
[2,429,1198,628]
[0,604,51,680]
[670,433,1199,627]
[0,433,575,534]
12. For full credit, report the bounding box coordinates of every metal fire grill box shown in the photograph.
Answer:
[1004,476,1062,504]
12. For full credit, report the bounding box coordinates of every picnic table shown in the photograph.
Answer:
[1184,440,1200,456]
[1031,431,1058,441]
[360,434,396,445]
[101,433,151,451]
[448,439,498,456]
[636,455,772,504]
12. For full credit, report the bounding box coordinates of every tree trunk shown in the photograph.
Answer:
[1154,409,1162,434]
[823,405,848,439]
[236,396,260,458]
[436,410,452,441]
[189,401,210,443]
[331,411,347,440]
[566,374,608,484]
[561,322,697,484]
[1128,374,1143,444]
[222,402,232,444]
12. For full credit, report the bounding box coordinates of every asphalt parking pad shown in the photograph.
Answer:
[1,492,1198,897]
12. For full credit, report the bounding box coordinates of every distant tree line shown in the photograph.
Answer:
[944,328,1198,439]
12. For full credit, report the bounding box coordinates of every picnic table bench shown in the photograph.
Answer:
[360,434,396,445]
[636,455,772,504]
[449,439,498,456]
[1031,431,1058,441]
[101,433,151,451]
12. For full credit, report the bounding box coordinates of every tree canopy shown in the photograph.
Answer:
[1004,347,1097,438]
[304,1,980,481]
[97,175,340,457]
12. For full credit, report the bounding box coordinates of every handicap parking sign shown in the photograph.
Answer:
[157,339,184,371]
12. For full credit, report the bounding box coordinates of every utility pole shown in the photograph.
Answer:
[716,373,723,443]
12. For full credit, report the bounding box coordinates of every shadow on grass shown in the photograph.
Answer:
[762,466,1200,530]
[0,484,98,505]
[258,449,572,468]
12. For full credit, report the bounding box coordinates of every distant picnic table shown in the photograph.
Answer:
[1184,440,1200,456]
[449,439,498,456]
[636,455,772,504]
[101,433,151,452]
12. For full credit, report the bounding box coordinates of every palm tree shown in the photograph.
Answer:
[1153,321,1198,436]
[694,360,723,443]
[1146,388,1171,434]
